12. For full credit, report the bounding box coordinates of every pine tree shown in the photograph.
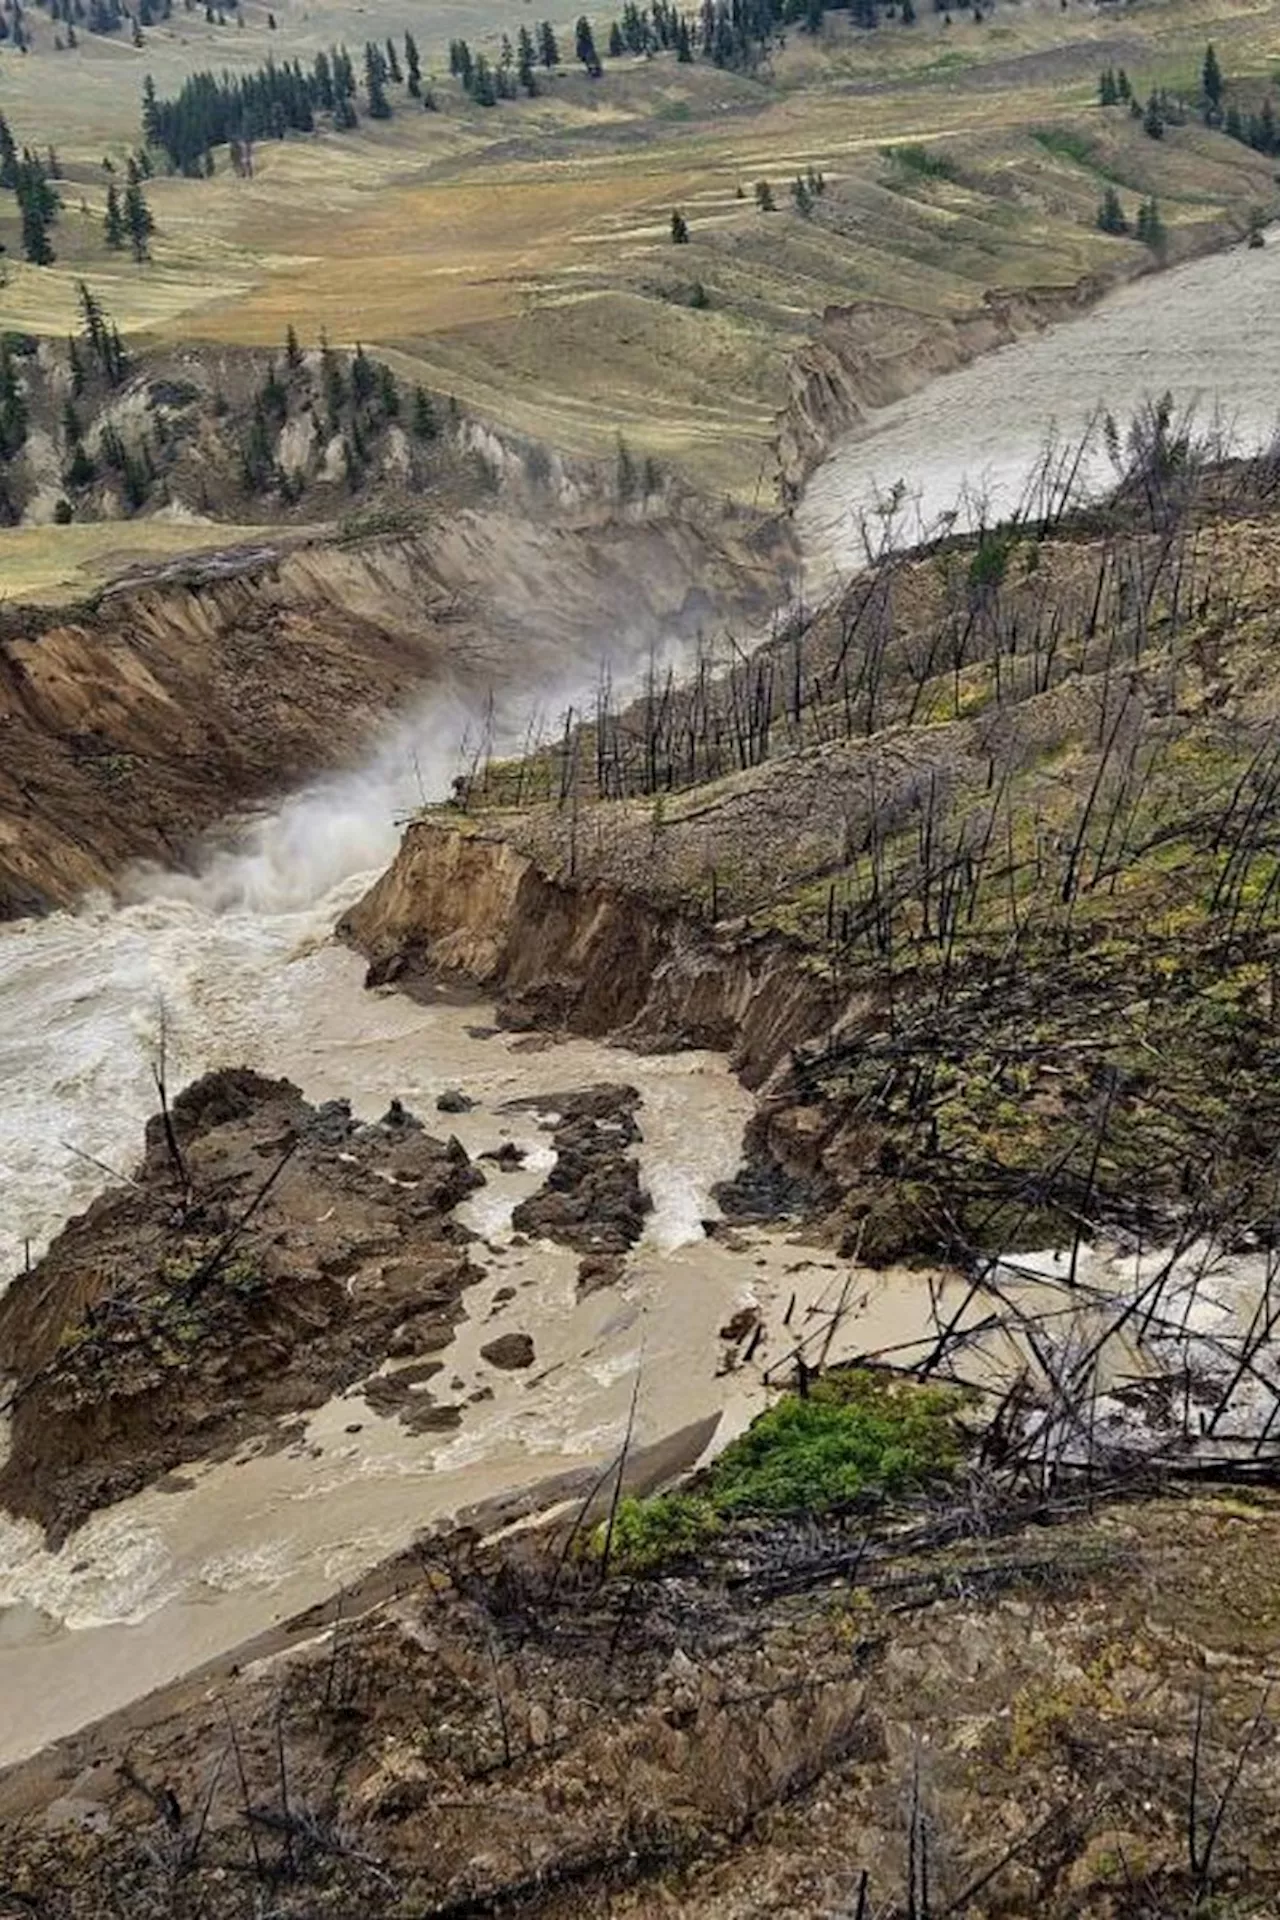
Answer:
[285,321,301,367]
[517,25,538,92]
[575,15,602,73]
[1098,66,1117,108]
[1143,91,1164,139]
[0,113,19,191]
[1203,42,1222,115]
[124,178,153,260]
[103,181,125,246]
[385,35,402,82]
[755,178,775,211]
[472,54,496,104]
[1135,196,1166,250]
[675,15,692,59]
[538,18,559,64]
[365,41,391,117]
[351,341,376,404]
[376,360,398,417]
[404,29,421,96]
[1096,185,1127,234]
[791,174,813,215]
[671,207,689,242]
[1116,67,1131,102]
[412,384,436,439]
[608,19,624,55]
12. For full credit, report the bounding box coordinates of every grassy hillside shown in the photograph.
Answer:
[1,0,1278,516]
[437,431,1280,1260]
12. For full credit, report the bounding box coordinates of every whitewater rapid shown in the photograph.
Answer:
[6,228,1280,1767]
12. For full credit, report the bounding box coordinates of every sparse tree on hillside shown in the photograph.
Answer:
[103,181,125,246]
[364,41,391,118]
[124,178,153,260]
[516,25,538,92]
[575,15,602,73]
[538,18,559,64]
[404,29,421,96]
[384,35,402,82]
[285,321,301,367]
[1203,42,1222,117]
[0,114,18,191]
[1096,185,1127,234]
[1144,91,1164,138]
[412,383,436,438]
[755,177,776,211]
[671,207,689,242]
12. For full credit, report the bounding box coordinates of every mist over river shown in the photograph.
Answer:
[3,231,1280,1766]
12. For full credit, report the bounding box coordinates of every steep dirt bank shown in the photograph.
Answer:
[0,1067,487,1543]
[775,216,1247,499]
[0,500,794,917]
[340,817,832,1098]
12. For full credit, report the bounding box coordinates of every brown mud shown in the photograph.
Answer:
[0,1068,485,1544]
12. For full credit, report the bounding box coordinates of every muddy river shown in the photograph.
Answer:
[4,234,1280,1767]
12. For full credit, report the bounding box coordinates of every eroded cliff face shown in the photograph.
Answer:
[775,282,1110,502]
[340,817,834,1090]
[0,501,794,917]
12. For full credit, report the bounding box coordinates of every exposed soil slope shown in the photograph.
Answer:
[0,1067,484,1543]
[343,457,1280,1262]
[4,1471,1280,1918]
[0,499,793,916]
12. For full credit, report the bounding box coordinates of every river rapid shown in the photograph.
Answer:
[5,233,1280,1768]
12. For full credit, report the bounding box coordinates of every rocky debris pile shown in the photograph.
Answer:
[0,1068,485,1543]
[506,1084,652,1258]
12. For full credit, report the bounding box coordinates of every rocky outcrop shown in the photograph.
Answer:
[0,1069,486,1542]
[506,1085,652,1256]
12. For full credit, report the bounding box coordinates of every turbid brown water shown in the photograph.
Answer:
[5,233,1280,1769]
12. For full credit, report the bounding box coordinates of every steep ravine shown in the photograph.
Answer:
[0,501,794,917]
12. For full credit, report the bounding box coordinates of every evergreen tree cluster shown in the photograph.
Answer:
[1101,45,1280,158]
[0,119,61,264]
[240,329,438,500]
[146,46,348,171]
[449,22,561,99]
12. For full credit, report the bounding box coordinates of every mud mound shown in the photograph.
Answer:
[0,1068,484,1543]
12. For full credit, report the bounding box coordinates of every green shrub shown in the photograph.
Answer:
[597,1370,966,1575]
[884,142,959,181]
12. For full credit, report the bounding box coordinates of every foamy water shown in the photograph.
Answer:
[5,233,1280,1766]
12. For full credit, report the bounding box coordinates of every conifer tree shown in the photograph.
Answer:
[0,114,18,191]
[675,15,692,58]
[472,53,497,104]
[537,18,559,64]
[575,15,602,73]
[517,24,538,92]
[285,321,301,367]
[1096,185,1127,234]
[1143,91,1164,138]
[124,177,153,260]
[404,29,421,96]
[671,207,689,242]
[103,181,125,246]
[364,41,391,117]
[1203,42,1222,115]
[755,177,775,211]
[608,19,624,55]
[412,384,436,438]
